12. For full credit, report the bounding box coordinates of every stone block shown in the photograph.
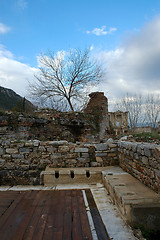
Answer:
[144,146,151,157]
[38,146,46,152]
[33,140,40,147]
[2,140,10,146]
[77,157,87,162]
[81,153,89,158]
[108,143,117,148]
[0,148,4,155]
[74,148,88,153]
[96,157,103,163]
[46,146,55,153]
[48,140,68,146]
[90,162,98,167]
[12,154,24,159]
[142,156,149,165]
[3,154,11,159]
[95,143,107,151]
[19,147,32,154]
[25,142,34,147]
[0,159,6,165]
[58,145,70,153]
[50,153,62,159]
[6,148,18,154]
[95,152,107,157]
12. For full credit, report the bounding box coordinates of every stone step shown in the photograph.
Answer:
[102,166,160,230]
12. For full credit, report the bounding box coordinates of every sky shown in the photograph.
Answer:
[0,0,160,107]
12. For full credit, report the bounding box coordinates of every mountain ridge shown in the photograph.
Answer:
[0,86,34,111]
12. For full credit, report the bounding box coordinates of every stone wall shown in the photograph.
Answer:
[0,140,118,185]
[118,141,160,193]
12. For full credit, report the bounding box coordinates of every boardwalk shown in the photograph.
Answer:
[0,190,93,240]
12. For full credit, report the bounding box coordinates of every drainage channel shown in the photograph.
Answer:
[85,189,110,240]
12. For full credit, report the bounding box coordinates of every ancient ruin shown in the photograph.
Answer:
[108,110,129,135]
[0,92,159,239]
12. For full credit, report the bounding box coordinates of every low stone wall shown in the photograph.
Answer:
[118,141,160,193]
[0,140,118,185]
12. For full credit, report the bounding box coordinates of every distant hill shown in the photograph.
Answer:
[0,86,34,111]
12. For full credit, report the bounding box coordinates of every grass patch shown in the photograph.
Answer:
[132,132,160,141]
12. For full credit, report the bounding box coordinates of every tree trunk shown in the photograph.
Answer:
[67,97,74,111]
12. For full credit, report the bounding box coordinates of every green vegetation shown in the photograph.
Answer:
[132,132,160,141]
[138,225,160,240]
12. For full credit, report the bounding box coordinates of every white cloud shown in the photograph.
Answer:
[0,45,37,97]
[17,0,27,10]
[0,23,10,34]
[86,26,117,36]
[96,17,160,103]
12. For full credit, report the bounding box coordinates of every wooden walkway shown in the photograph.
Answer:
[0,190,93,240]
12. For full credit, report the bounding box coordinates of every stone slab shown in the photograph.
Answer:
[102,166,160,230]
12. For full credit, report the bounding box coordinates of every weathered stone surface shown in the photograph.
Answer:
[0,159,6,165]
[2,154,11,159]
[0,139,118,185]
[25,142,34,147]
[49,141,68,146]
[0,148,4,155]
[142,156,149,165]
[58,146,70,153]
[19,148,32,153]
[50,153,62,159]
[95,143,107,151]
[119,141,160,193]
[106,138,114,144]
[6,148,18,154]
[144,146,151,157]
[33,140,40,147]
[95,152,107,157]
[12,154,24,159]
[96,157,103,163]
[90,162,98,167]
[74,148,88,153]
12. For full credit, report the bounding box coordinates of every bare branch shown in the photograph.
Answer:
[29,48,103,111]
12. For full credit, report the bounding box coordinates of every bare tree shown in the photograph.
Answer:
[29,48,103,111]
[115,93,143,129]
[145,94,160,128]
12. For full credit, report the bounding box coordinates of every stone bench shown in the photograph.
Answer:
[102,166,160,230]
[41,167,109,186]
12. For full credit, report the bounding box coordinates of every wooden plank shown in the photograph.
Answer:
[30,191,51,240]
[72,190,83,240]
[0,191,25,230]
[44,190,64,240]
[0,191,32,240]
[62,190,72,240]
[0,189,94,240]
[22,191,45,240]
[11,191,43,240]
[32,190,58,240]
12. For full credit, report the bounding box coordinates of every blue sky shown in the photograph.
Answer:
[0,0,160,104]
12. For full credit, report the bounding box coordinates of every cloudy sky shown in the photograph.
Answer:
[0,0,160,105]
